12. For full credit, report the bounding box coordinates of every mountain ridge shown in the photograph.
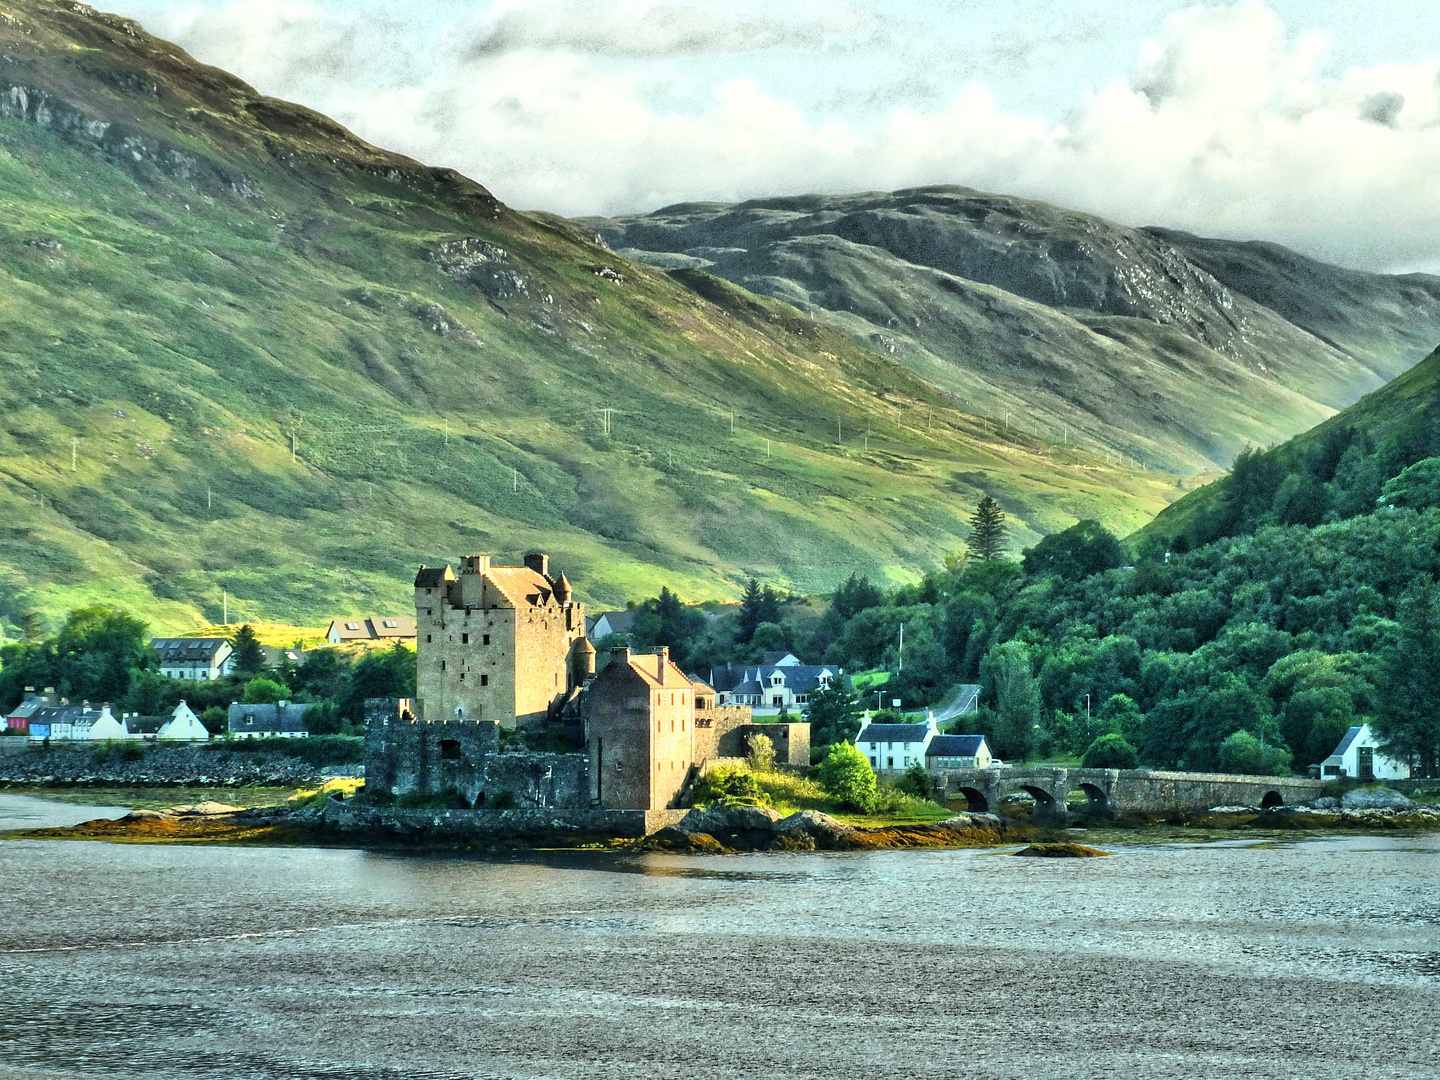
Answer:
[585,187,1440,472]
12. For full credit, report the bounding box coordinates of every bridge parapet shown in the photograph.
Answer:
[930,766,1323,821]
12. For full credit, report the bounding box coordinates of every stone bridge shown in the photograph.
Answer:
[931,767,1324,825]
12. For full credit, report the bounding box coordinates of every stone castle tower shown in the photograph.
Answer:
[413,552,591,728]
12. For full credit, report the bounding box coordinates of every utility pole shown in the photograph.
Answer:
[600,408,612,436]
[926,408,932,434]
[223,590,228,626]
[766,439,770,460]
[864,426,870,452]
[444,418,449,446]
[898,622,905,672]
[730,410,735,435]
[1085,693,1091,722]
[513,468,518,492]
[207,487,212,510]
[71,438,77,471]
[290,430,297,462]
[836,419,842,445]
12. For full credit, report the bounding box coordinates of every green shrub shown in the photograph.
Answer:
[488,788,518,809]
[817,741,877,813]
[688,764,771,807]
[746,733,776,773]
[241,677,290,704]
[896,761,935,800]
[199,706,227,734]
[1217,730,1292,776]
[1083,733,1139,770]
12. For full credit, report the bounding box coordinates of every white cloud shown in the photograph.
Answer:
[135,0,1440,270]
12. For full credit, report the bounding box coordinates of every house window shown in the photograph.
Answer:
[383,620,398,629]
[426,634,432,643]
[886,757,894,769]
[345,622,360,631]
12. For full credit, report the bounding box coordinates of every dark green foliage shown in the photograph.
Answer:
[816,740,877,812]
[968,496,1008,562]
[804,675,861,749]
[199,706,227,734]
[0,605,152,711]
[981,640,1039,761]
[738,579,784,643]
[336,643,416,721]
[1373,579,1440,777]
[229,624,265,677]
[628,586,707,667]
[1023,520,1126,580]
[1216,731,1292,776]
[897,761,936,800]
[241,677,289,704]
[1082,733,1139,769]
[1379,457,1440,510]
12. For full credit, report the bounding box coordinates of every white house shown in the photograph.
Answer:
[1320,724,1410,780]
[28,704,128,742]
[227,701,312,738]
[709,662,848,716]
[587,609,638,642]
[127,701,211,741]
[855,712,940,774]
[151,638,234,681]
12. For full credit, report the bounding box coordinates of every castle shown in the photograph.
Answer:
[366,552,809,814]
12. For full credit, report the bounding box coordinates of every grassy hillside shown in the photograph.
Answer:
[1139,346,1440,552]
[0,1,1185,635]
[587,190,1440,472]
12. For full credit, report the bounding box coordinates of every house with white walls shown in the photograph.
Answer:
[125,702,211,741]
[1320,724,1410,780]
[854,712,940,774]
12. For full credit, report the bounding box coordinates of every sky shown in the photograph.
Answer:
[104,0,1440,272]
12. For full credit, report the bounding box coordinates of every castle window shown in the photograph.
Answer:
[481,674,488,686]
[461,633,469,644]
[483,634,490,645]
[459,672,465,680]
[440,660,446,671]
[440,739,462,760]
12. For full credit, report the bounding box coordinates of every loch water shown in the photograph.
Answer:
[0,794,1436,1080]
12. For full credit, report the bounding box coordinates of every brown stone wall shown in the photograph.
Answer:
[417,601,517,724]
[649,677,694,811]
[585,662,653,810]
[512,602,585,726]
[693,706,752,763]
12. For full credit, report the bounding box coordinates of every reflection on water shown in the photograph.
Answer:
[0,794,1436,1080]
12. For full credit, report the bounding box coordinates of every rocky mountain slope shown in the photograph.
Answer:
[0,1,1182,631]
[586,191,1440,472]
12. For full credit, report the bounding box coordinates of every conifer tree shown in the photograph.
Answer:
[230,623,265,677]
[968,496,1008,562]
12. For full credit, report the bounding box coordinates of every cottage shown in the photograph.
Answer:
[151,638,234,681]
[587,608,638,643]
[854,712,940,773]
[708,662,848,716]
[325,616,417,645]
[227,701,312,738]
[1320,724,1410,780]
[925,733,992,770]
[27,703,127,742]
[126,702,210,741]
[6,688,55,733]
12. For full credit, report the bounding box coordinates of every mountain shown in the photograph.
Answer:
[0,1,1186,632]
[585,190,1440,472]
[1138,345,1440,552]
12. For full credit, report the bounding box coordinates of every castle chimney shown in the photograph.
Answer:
[524,551,549,577]
[461,554,490,575]
[658,646,669,684]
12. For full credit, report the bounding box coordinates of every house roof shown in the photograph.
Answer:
[370,616,416,638]
[7,695,50,719]
[29,704,101,726]
[762,651,801,666]
[927,734,986,757]
[857,722,931,744]
[227,702,312,733]
[709,664,847,695]
[1330,725,1365,759]
[593,609,638,635]
[125,715,169,735]
[329,616,417,641]
[151,638,230,663]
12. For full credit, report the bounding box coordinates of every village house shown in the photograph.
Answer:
[124,702,211,741]
[1320,724,1410,780]
[925,733,992,770]
[26,703,128,742]
[227,701,312,738]
[586,608,637,642]
[6,688,56,733]
[151,638,234,681]
[413,553,589,729]
[708,661,848,716]
[326,615,417,645]
[855,713,939,773]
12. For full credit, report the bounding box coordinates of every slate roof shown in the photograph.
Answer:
[927,734,986,757]
[330,616,417,641]
[1323,725,1366,764]
[592,609,638,636]
[227,702,312,734]
[6,695,50,720]
[620,650,694,690]
[125,715,169,736]
[856,722,930,744]
[151,638,230,663]
[709,664,847,695]
[29,704,101,727]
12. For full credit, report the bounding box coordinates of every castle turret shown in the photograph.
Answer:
[571,636,596,687]
[554,571,573,603]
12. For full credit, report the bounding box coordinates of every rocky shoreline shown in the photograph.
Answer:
[0,745,360,787]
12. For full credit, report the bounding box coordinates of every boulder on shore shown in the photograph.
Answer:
[677,804,783,836]
[1341,787,1415,811]
[773,810,853,849]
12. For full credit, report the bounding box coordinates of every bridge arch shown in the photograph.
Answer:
[1066,782,1110,817]
[949,786,989,813]
[1260,790,1284,809]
